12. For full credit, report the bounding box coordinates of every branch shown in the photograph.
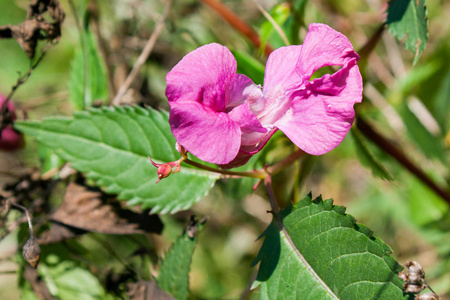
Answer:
[199,0,274,56]
[112,0,173,105]
[356,117,450,203]
[1,47,51,131]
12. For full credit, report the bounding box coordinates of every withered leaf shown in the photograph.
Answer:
[0,0,64,58]
[127,280,176,300]
[37,222,86,245]
[40,183,162,243]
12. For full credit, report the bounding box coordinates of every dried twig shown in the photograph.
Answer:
[0,46,51,132]
[112,0,173,106]
[6,199,41,268]
[252,0,290,46]
[0,0,64,58]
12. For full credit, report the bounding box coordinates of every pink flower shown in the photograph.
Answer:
[0,94,23,151]
[166,23,362,168]
[166,43,270,166]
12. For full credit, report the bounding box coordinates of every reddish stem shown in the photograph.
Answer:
[200,0,274,56]
[357,117,450,203]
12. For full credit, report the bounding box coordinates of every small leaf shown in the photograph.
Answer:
[15,106,219,213]
[157,217,205,300]
[350,127,393,181]
[387,0,428,64]
[254,194,409,299]
[395,99,446,163]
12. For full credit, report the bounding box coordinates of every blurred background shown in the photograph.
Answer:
[0,0,449,299]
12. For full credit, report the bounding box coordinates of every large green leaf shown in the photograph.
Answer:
[15,106,218,213]
[387,0,428,64]
[157,219,204,300]
[253,194,410,299]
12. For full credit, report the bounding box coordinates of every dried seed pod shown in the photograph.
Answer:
[415,293,440,300]
[22,237,41,268]
[399,260,426,294]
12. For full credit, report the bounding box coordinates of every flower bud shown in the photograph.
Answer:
[148,156,182,183]
[23,237,41,268]
[399,260,426,294]
[415,293,440,300]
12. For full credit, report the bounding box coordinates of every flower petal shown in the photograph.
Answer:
[297,23,359,79]
[166,43,237,112]
[228,74,263,109]
[262,46,303,95]
[252,46,303,126]
[228,102,267,134]
[218,129,276,169]
[275,63,362,155]
[169,101,241,164]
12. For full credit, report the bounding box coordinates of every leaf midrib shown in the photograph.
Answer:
[20,121,213,177]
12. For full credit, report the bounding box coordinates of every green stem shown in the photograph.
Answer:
[266,149,305,175]
[264,173,280,213]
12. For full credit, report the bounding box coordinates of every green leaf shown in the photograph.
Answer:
[14,106,218,213]
[37,144,65,177]
[398,100,446,163]
[157,219,205,300]
[232,50,265,85]
[407,177,449,226]
[350,127,393,181]
[260,3,291,49]
[254,194,409,299]
[387,0,428,64]
[68,24,108,110]
[19,244,114,300]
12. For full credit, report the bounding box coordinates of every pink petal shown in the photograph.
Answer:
[252,46,303,127]
[0,126,23,151]
[169,101,241,164]
[166,43,237,113]
[297,23,359,79]
[218,130,276,169]
[262,46,304,95]
[228,74,263,109]
[228,102,267,134]
[275,63,363,155]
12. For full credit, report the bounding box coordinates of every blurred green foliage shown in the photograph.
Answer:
[0,0,449,299]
